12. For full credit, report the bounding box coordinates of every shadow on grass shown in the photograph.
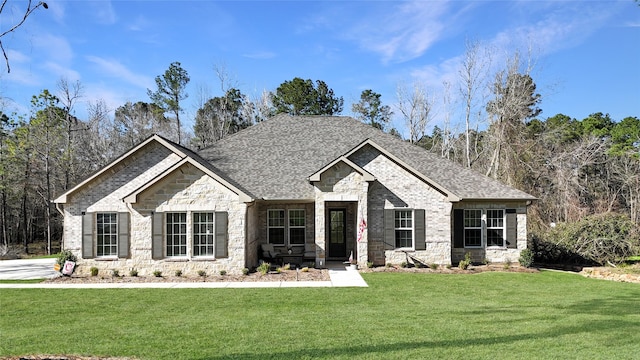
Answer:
[196,319,640,360]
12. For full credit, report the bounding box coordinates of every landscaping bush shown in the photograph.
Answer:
[257,262,270,275]
[55,250,77,272]
[519,249,534,268]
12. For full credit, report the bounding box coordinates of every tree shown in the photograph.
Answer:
[395,81,432,144]
[0,0,48,73]
[271,77,343,116]
[114,101,170,148]
[193,88,250,148]
[147,61,190,144]
[351,89,392,130]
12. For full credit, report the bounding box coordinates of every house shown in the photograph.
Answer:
[54,115,536,276]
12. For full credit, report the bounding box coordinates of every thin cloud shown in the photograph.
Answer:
[91,0,117,25]
[85,56,154,89]
[346,1,450,64]
[242,51,277,60]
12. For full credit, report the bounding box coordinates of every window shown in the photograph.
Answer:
[288,209,305,245]
[166,212,187,257]
[268,209,285,245]
[193,212,215,257]
[96,213,118,257]
[464,209,482,247]
[395,210,413,249]
[486,209,505,247]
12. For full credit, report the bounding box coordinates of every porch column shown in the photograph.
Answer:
[356,182,369,266]
[314,199,326,268]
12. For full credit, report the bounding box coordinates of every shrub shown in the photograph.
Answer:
[400,262,408,268]
[534,213,639,265]
[129,268,138,277]
[282,263,291,271]
[242,268,250,276]
[519,249,534,268]
[197,270,207,277]
[219,270,227,276]
[112,269,120,277]
[458,252,472,270]
[90,267,99,277]
[429,263,439,270]
[56,250,77,272]
[153,270,162,277]
[367,261,374,269]
[301,267,309,272]
[175,270,183,277]
[258,262,270,275]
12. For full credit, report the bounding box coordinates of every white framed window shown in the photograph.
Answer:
[486,209,505,247]
[288,209,305,245]
[267,209,286,245]
[464,209,482,248]
[96,213,118,257]
[166,212,187,257]
[394,210,413,249]
[193,212,215,257]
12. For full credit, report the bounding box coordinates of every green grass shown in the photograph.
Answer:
[0,279,44,284]
[1,271,639,359]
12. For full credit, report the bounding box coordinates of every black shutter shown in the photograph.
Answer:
[414,209,426,250]
[82,212,94,259]
[152,212,164,260]
[453,209,464,248]
[215,212,228,258]
[118,212,130,258]
[384,209,395,250]
[506,209,517,249]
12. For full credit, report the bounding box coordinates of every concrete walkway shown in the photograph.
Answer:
[0,262,368,289]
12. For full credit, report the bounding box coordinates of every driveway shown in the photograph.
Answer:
[0,258,58,280]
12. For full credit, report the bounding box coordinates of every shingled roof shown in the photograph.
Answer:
[197,114,536,202]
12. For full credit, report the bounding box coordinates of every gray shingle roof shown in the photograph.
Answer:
[197,114,536,201]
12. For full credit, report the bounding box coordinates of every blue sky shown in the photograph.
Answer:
[1,0,638,137]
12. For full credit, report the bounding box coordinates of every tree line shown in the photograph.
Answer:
[0,52,637,259]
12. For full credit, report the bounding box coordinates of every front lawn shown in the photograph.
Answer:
[1,271,639,359]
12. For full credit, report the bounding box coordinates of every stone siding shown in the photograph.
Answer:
[62,142,247,276]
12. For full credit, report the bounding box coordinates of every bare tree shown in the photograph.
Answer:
[396,81,432,144]
[57,78,83,189]
[0,0,48,73]
[459,39,491,167]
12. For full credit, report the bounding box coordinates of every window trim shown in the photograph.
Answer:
[288,209,306,246]
[267,209,286,245]
[165,212,188,258]
[486,209,506,248]
[192,212,216,258]
[96,212,118,258]
[463,209,483,248]
[394,209,414,250]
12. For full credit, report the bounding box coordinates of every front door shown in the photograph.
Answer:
[328,209,346,258]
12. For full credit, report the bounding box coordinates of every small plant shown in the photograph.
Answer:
[258,262,270,275]
[483,258,490,265]
[282,263,291,271]
[429,263,439,270]
[129,268,138,277]
[90,267,99,277]
[503,260,512,270]
[446,264,452,269]
[219,270,227,276]
[519,249,534,268]
[242,268,250,276]
[310,262,316,268]
[459,252,472,270]
[153,270,162,277]
[367,261,374,269]
[111,269,120,277]
[197,270,207,277]
[400,261,408,268]
[175,270,183,277]
[385,262,393,268]
[301,267,309,272]
[275,267,283,274]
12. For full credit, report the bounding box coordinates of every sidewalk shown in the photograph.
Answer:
[0,263,368,289]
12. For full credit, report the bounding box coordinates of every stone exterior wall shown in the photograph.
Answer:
[451,201,528,265]
[350,145,452,266]
[61,142,248,276]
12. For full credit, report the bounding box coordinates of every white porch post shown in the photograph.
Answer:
[314,199,326,268]
[356,182,369,266]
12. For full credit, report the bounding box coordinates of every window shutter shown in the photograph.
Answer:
[152,212,164,260]
[118,212,130,258]
[453,209,464,248]
[414,209,426,250]
[82,212,94,259]
[384,209,395,250]
[506,209,517,249]
[215,211,228,258]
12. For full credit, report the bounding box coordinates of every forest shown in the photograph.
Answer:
[0,51,638,265]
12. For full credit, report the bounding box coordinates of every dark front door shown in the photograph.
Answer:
[328,209,346,258]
